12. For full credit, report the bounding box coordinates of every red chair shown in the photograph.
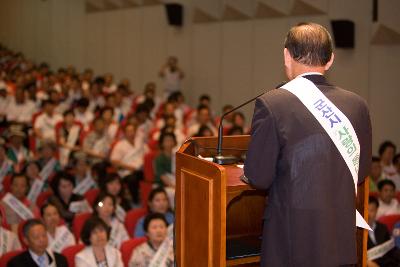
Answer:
[143,151,158,182]
[72,212,92,242]
[369,191,379,199]
[36,190,53,208]
[0,250,24,267]
[0,205,11,230]
[140,181,153,209]
[1,174,12,193]
[120,237,147,267]
[124,208,147,238]
[17,221,28,248]
[61,244,85,267]
[84,188,100,206]
[378,214,400,232]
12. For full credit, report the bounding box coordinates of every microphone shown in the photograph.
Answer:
[213,81,286,165]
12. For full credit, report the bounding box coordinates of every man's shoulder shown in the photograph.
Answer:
[7,250,31,264]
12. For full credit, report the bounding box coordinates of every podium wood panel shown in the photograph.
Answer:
[176,136,368,267]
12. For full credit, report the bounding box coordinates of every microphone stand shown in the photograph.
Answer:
[213,91,267,165]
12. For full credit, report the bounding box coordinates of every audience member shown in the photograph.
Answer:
[75,216,123,267]
[7,219,68,267]
[159,56,184,98]
[377,180,400,219]
[369,156,384,193]
[0,210,21,256]
[41,203,75,253]
[379,141,400,189]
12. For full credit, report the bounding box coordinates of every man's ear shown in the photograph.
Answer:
[284,48,292,69]
[324,53,334,71]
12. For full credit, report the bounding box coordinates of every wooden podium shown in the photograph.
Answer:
[175,135,369,267]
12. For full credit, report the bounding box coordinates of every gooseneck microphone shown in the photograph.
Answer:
[213,82,286,165]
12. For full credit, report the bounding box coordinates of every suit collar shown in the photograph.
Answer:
[302,74,332,86]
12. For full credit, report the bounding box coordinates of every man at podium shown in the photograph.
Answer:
[244,23,372,267]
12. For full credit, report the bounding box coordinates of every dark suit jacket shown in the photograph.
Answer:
[368,222,400,267]
[7,250,68,267]
[244,75,372,267]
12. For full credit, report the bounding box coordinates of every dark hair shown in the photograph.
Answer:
[394,153,400,165]
[143,213,168,233]
[63,109,75,117]
[159,132,177,150]
[197,104,209,112]
[368,196,379,208]
[80,216,111,246]
[93,192,116,217]
[50,171,76,196]
[136,103,151,114]
[41,99,55,108]
[11,173,29,186]
[284,22,333,66]
[148,187,168,204]
[199,94,211,102]
[372,156,380,163]
[378,141,396,156]
[23,219,45,238]
[40,202,60,217]
[100,106,114,116]
[377,179,396,191]
[195,125,213,137]
[76,98,89,108]
[228,126,244,136]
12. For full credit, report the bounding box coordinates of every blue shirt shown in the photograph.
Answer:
[133,211,174,237]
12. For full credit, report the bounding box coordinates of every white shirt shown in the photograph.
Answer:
[382,164,400,190]
[74,110,94,131]
[7,98,37,124]
[0,227,21,256]
[109,218,129,249]
[29,250,49,267]
[34,113,63,141]
[377,198,400,219]
[47,225,75,253]
[110,138,147,177]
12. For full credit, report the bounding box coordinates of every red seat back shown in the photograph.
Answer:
[61,244,85,267]
[17,220,28,248]
[378,214,400,232]
[0,250,24,267]
[120,237,147,267]
[36,190,53,208]
[83,188,100,206]
[124,208,147,238]
[143,151,158,182]
[140,181,153,210]
[72,212,92,242]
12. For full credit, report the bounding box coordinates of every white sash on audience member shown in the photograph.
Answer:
[59,125,80,166]
[281,76,370,230]
[0,227,9,255]
[115,205,126,222]
[2,193,33,220]
[109,219,124,248]
[367,238,395,260]
[73,174,95,195]
[0,161,10,184]
[49,226,71,253]
[39,158,57,181]
[69,199,93,213]
[93,137,109,155]
[149,224,174,267]
[27,179,45,203]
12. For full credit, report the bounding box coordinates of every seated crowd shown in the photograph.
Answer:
[366,141,400,267]
[0,45,248,266]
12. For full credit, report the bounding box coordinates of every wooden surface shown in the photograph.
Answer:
[176,136,368,267]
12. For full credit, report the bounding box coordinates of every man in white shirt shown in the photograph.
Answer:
[377,179,400,219]
[7,88,37,125]
[187,105,217,137]
[34,100,63,141]
[379,141,400,189]
[159,56,184,98]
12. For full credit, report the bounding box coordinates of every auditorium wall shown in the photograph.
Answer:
[0,0,399,152]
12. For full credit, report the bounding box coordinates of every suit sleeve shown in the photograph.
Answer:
[244,97,280,190]
[357,101,372,184]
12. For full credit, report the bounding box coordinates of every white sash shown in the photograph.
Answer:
[60,125,80,166]
[69,199,93,213]
[149,224,174,267]
[50,226,71,253]
[367,238,395,260]
[27,179,45,203]
[39,158,57,181]
[0,227,9,255]
[2,193,34,220]
[0,161,10,184]
[73,175,95,195]
[93,137,109,154]
[115,205,126,222]
[281,77,370,230]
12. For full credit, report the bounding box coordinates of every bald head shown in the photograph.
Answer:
[284,23,333,66]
